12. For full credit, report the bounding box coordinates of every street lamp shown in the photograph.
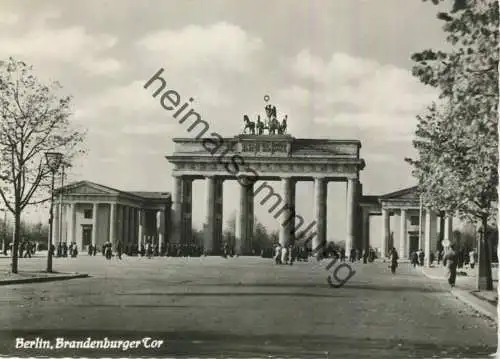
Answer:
[45,151,63,273]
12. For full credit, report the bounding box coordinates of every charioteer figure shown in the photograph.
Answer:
[241,95,289,136]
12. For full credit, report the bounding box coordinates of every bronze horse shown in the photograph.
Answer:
[243,115,255,135]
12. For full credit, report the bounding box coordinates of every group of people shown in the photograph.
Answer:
[410,249,426,267]
[273,244,296,265]
[272,243,378,265]
[49,242,78,258]
[55,242,78,258]
[3,240,37,257]
[85,241,207,260]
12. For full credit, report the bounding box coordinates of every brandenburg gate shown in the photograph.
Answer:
[166,97,366,255]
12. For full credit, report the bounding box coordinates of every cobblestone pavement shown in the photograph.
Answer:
[0,255,497,358]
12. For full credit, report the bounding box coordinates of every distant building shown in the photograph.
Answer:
[53,180,171,252]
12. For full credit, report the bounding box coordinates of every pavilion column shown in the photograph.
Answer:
[117,206,122,245]
[235,179,254,255]
[381,208,390,257]
[400,209,407,259]
[129,207,134,247]
[345,178,357,255]
[91,203,98,246]
[204,176,216,254]
[138,209,144,248]
[443,215,453,245]
[419,210,426,251]
[67,203,75,244]
[362,209,370,253]
[121,206,127,245]
[132,208,138,246]
[52,204,60,244]
[109,203,116,245]
[157,209,165,254]
[279,177,295,247]
[312,177,327,254]
[424,209,437,267]
[130,207,136,247]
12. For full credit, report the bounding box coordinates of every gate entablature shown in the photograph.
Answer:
[167,136,365,181]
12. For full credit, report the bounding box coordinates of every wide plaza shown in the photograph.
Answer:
[0,255,497,358]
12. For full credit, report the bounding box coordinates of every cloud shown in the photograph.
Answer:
[280,50,438,139]
[0,22,122,76]
[0,12,19,25]
[137,22,263,74]
[121,123,176,135]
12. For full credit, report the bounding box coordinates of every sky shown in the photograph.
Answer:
[0,0,452,248]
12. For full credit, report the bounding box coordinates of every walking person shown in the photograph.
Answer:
[469,249,476,269]
[443,244,458,288]
[104,241,113,260]
[116,241,122,260]
[418,249,425,266]
[389,247,399,274]
[274,244,282,264]
[411,251,418,268]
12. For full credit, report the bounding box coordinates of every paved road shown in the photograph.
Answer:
[0,255,497,358]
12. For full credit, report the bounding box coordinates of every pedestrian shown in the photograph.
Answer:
[349,248,356,262]
[281,245,288,264]
[116,241,122,260]
[390,247,399,274]
[418,249,424,266]
[411,251,418,267]
[23,242,32,258]
[274,244,282,264]
[104,241,112,260]
[469,249,475,269]
[443,244,458,288]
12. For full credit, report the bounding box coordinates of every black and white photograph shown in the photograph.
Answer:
[0,0,498,357]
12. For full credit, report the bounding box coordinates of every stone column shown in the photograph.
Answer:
[443,215,453,245]
[279,177,295,247]
[312,177,327,253]
[138,209,144,248]
[235,179,254,255]
[354,182,364,252]
[67,202,75,244]
[362,209,370,252]
[424,210,437,267]
[204,176,216,253]
[52,204,59,244]
[157,210,165,254]
[214,178,224,254]
[182,178,193,244]
[109,203,116,245]
[91,203,98,246]
[132,208,138,246]
[381,208,390,257]
[172,176,182,244]
[400,209,407,259]
[419,210,426,250]
[247,183,254,252]
[121,206,127,245]
[345,179,357,255]
[128,207,134,247]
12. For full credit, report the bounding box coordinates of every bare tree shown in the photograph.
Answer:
[0,58,85,273]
